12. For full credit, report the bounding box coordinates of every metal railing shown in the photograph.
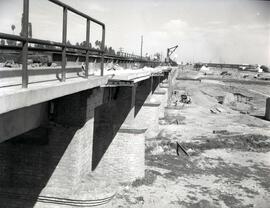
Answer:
[0,0,106,88]
[117,52,143,59]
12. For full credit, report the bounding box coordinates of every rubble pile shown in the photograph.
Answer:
[169,90,192,107]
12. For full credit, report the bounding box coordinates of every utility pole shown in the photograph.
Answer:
[119,47,124,56]
[140,35,143,58]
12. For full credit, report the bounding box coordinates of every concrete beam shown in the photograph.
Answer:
[0,103,48,143]
[0,76,108,115]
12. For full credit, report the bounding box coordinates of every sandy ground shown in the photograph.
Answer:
[111,68,270,208]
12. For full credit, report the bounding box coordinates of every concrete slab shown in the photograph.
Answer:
[0,103,48,142]
[99,66,170,83]
[103,69,151,82]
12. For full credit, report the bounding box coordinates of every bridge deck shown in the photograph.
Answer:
[0,66,170,114]
[0,76,108,114]
[100,67,166,81]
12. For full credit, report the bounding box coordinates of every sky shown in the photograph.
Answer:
[0,0,269,65]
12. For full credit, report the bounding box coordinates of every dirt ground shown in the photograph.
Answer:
[111,68,270,208]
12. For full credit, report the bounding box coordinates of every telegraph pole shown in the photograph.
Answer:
[119,47,124,56]
[140,35,143,58]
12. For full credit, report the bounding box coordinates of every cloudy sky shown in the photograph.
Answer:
[0,0,269,65]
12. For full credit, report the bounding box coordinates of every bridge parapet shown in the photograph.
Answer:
[0,0,106,88]
[0,0,162,89]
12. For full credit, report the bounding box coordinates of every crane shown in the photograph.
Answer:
[166,45,178,66]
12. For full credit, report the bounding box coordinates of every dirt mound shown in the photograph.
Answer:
[146,134,270,159]
[222,92,235,105]
[183,134,270,152]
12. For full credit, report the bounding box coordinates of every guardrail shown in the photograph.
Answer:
[0,0,106,88]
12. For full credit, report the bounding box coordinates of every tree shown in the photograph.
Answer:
[104,46,108,53]
[95,40,101,49]
[11,24,15,34]
[154,52,161,61]
[79,41,92,48]
[108,46,115,55]
[80,41,87,47]
[66,40,72,46]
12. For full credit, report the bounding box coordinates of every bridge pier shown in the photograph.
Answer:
[0,87,118,207]
[135,101,160,139]
[91,85,146,183]
[150,76,167,119]
[266,97,270,121]
[152,89,167,119]
[132,78,161,139]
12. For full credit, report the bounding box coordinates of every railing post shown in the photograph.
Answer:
[85,19,90,78]
[100,25,105,76]
[22,0,29,88]
[61,7,67,82]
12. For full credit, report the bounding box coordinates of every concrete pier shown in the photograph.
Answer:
[152,89,167,119]
[132,78,160,139]
[266,97,270,121]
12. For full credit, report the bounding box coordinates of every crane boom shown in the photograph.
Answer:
[166,45,178,66]
[167,45,178,57]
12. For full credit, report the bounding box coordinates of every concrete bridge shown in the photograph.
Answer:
[0,65,172,207]
[0,0,175,207]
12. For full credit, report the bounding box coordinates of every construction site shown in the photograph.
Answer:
[0,0,270,207]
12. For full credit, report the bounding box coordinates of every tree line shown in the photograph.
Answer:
[0,38,116,56]
[0,23,162,61]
